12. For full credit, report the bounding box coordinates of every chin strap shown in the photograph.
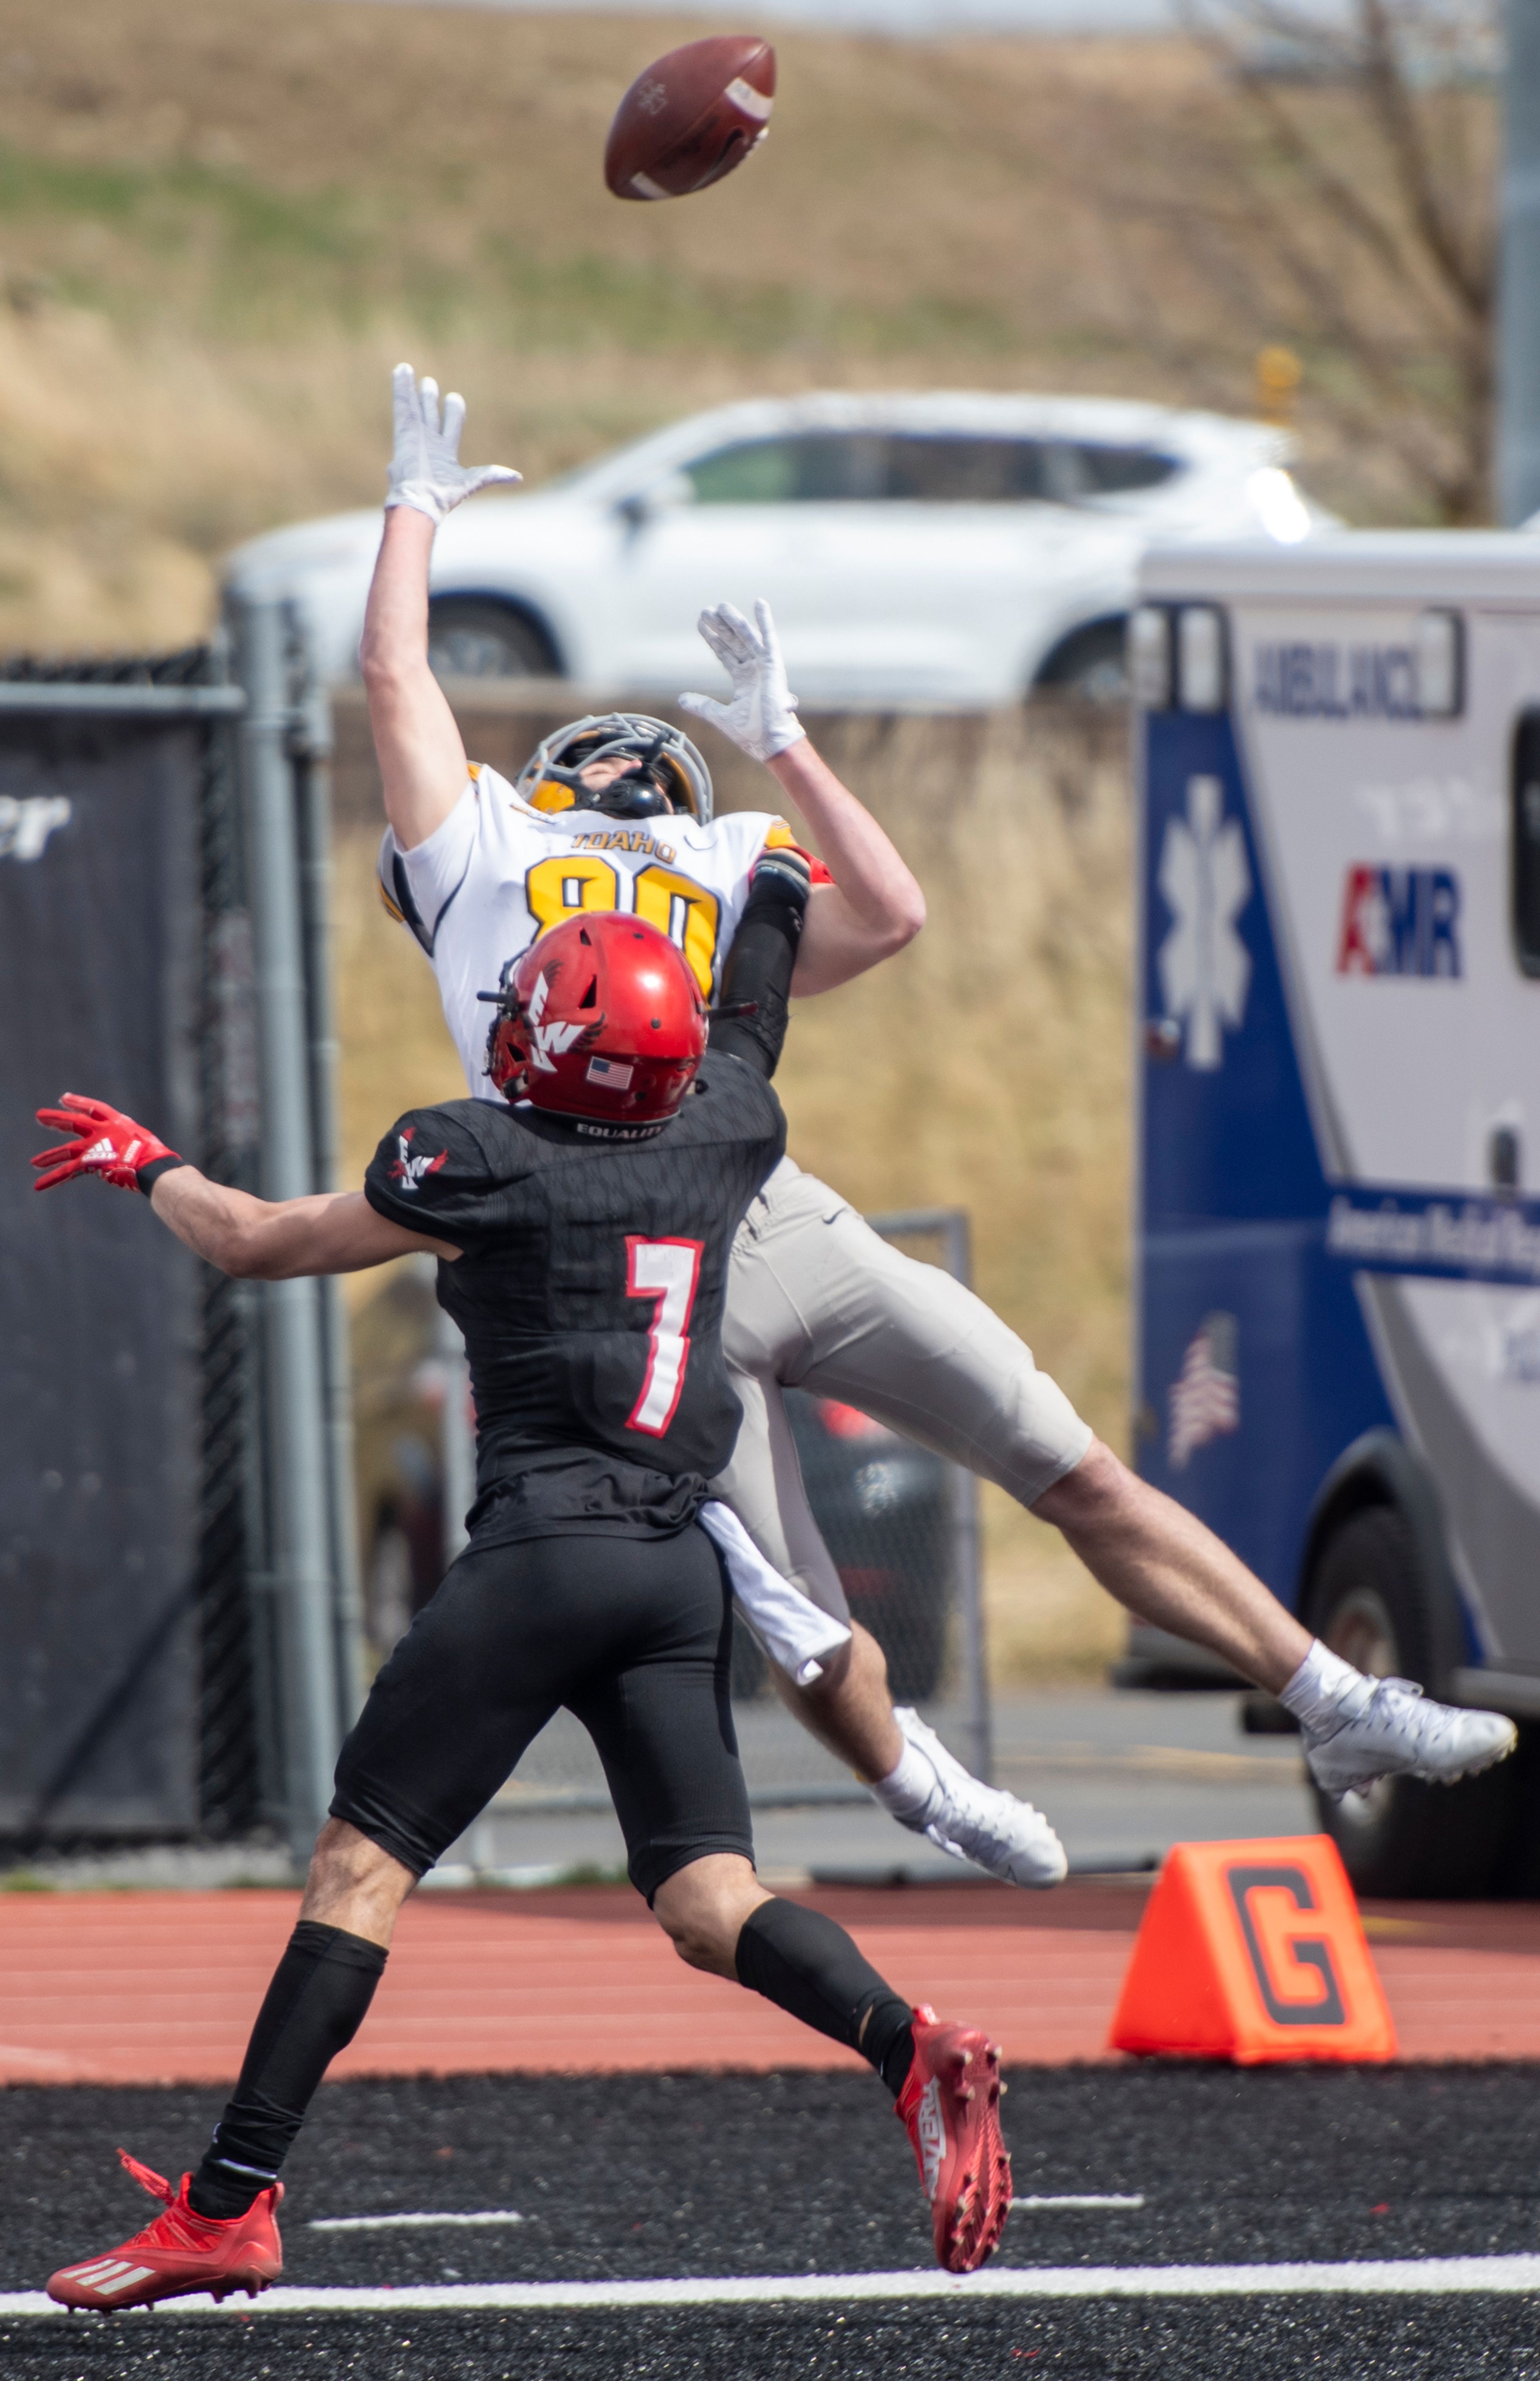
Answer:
[587,778,673,821]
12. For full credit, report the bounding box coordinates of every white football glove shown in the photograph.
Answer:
[679,599,806,764]
[385,363,521,525]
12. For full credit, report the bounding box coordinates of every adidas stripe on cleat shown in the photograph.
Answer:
[47,2149,282,2311]
[896,2005,1012,2273]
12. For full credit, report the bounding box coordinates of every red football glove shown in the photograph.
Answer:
[32,1094,182,1194]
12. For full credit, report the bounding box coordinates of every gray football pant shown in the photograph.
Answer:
[709,1159,1093,1628]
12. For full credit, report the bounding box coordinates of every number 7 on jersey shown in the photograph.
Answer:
[625,1237,703,1435]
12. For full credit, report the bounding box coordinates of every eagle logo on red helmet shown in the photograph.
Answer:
[524,969,588,1074]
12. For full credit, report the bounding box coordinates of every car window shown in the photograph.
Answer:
[1070,443,1180,495]
[684,434,887,504]
[685,431,1075,504]
[1512,709,1540,979]
[882,436,1056,502]
[680,429,1176,506]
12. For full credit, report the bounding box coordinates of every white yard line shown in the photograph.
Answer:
[8,2255,1540,2317]
[1011,2196,1146,2211]
[309,2212,525,2232]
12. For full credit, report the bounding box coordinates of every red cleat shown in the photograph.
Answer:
[47,2149,283,2310]
[896,2004,1012,2273]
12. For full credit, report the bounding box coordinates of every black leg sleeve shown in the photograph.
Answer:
[188,1921,387,2218]
[735,1897,914,2097]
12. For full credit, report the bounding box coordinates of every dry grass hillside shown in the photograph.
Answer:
[332,696,1134,1683]
[0,2,1492,649]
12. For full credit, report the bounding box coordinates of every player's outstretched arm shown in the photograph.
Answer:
[361,366,521,853]
[32,1095,458,1279]
[679,599,925,997]
[767,737,926,996]
[149,1171,458,1279]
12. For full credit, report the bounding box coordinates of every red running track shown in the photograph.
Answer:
[3,1883,1540,2086]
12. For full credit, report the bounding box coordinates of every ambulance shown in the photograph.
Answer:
[1128,533,1540,1896]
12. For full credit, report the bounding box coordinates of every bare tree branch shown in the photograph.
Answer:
[1358,0,1491,316]
[1230,65,1447,317]
[1125,0,1496,521]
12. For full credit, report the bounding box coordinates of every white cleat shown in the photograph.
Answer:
[888,1707,1068,1888]
[1303,1675,1518,1799]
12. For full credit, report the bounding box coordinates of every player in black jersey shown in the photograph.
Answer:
[35,865,1011,2309]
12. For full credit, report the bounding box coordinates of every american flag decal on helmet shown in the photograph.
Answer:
[1167,1311,1239,1471]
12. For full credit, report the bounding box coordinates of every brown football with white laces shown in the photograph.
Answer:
[604,36,776,203]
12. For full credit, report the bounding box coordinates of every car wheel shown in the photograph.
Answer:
[426,598,557,681]
[1306,1506,1513,1898]
[1035,620,1128,705]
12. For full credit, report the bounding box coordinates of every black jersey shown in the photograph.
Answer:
[363,1052,786,1544]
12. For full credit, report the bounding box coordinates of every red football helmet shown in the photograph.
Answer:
[481,913,707,1127]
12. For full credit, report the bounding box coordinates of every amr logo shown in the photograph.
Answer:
[1336,865,1461,979]
[1156,775,1252,1070]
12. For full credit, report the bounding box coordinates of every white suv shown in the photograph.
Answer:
[225,390,1327,705]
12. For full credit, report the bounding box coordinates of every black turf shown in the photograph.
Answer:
[5,2066,1540,2378]
[8,2303,1540,2379]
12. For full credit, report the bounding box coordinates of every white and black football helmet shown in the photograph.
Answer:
[514,713,713,827]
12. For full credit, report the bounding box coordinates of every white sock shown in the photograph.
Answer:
[1279,1639,1372,1731]
[868,1737,939,1824]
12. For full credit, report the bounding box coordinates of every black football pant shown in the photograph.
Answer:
[192,1522,918,2221]
[331,1522,754,1901]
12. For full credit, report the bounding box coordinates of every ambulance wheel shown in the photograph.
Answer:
[1306,1505,1515,1900]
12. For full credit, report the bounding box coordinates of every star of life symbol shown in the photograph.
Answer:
[525,967,586,1074]
[1168,1311,1240,1471]
[1156,775,1252,1071]
[388,1126,447,1195]
[915,2076,947,2203]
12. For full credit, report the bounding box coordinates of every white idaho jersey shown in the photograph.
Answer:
[379,763,818,1100]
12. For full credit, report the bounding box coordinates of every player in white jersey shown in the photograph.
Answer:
[364,366,1518,1864]
[377,724,823,1101]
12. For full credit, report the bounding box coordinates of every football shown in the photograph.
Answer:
[604,35,776,203]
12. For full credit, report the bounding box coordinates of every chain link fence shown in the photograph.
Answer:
[0,617,359,1884]
[193,658,268,1844]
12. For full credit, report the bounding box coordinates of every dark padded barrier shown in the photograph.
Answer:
[0,694,257,1839]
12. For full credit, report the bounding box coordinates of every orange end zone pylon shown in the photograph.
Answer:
[1108,1835,1397,2064]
